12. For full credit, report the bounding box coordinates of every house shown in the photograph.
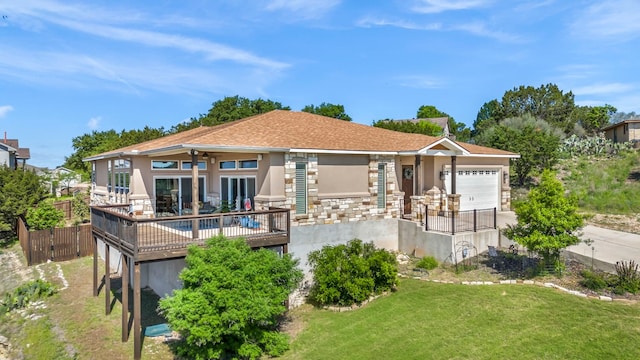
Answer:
[50,166,82,196]
[85,110,518,359]
[601,119,640,147]
[0,135,31,170]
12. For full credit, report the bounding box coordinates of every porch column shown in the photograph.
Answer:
[105,244,111,315]
[133,262,142,360]
[190,149,200,239]
[414,155,421,196]
[121,254,129,342]
[451,155,457,194]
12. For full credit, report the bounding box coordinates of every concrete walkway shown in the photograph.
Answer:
[497,212,640,273]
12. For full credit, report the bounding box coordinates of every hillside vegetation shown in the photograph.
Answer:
[558,151,640,214]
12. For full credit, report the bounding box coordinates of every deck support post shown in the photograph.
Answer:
[93,235,98,297]
[105,244,111,315]
[121,254,129,342]
[134,262,142,360]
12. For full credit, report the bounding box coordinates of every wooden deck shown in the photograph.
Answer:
[91,205,290,261]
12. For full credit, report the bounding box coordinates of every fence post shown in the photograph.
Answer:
[451,211,455,235]
[473,209,477,232]
[50,228,55,262]
[493,207,497,229]
[424,205,428,231]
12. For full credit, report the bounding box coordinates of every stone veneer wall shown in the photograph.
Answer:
[254,153,402,226]
[501,187,511,211]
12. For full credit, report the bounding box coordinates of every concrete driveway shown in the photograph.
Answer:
[497,211,640,272]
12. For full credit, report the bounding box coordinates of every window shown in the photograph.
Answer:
[181,161,207,170]
[377,163,386,208]
[219,160,237,170]
[112,159,131,195]
[239,160,258,169]
[152,160,178,170]
[220,176,256,211]
[295,162,307,215]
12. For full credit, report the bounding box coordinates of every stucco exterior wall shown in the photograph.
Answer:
[398,219,500,263]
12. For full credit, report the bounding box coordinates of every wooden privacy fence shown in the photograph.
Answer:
[53,199,73,220]
[18,217,94,266]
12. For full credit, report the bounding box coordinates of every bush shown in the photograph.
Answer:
[579,269,607,291]
[308,239,397,306]
[415,256,438,270]
[613,260,640,294]
[26,202,64,230]
[0,279,57,315]
[158,236,303,360]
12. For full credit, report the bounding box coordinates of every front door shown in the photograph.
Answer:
[402,165,414,214]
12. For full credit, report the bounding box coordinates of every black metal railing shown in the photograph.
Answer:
[424,206,496,235]
[90,205,290,259]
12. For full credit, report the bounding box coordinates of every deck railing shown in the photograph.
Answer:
[424,206,496,235]
[90,205,290,260]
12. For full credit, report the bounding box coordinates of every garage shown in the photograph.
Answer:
[444,168,500,211]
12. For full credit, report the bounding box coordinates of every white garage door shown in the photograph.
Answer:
[444,168,499,211]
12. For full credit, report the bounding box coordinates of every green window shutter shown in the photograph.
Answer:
[295,162,307,214]
[377,163,386,208]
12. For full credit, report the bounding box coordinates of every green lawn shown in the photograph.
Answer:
[284,279,640,360]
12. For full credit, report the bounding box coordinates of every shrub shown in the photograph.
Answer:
[159,236,303,360]
[579,269,607,291]
[0,279,57,315]
[308,239,397,306]
[613,260,640,294]
[26,202,64,230]
[415,256,438,270]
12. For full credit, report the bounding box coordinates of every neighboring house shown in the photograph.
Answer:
[86,110,519,359]
[601,119,640,146]
[51,166,82,196]
[0,136,30,169]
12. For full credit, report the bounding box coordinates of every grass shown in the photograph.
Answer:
[283,278,640,360]
[558,151,640,214]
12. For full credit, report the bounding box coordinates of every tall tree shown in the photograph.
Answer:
[476,114,563,185]
[499,83,576,133]
[0,166,48,240]
[171,95,290,132]
[416,105,471,142]
[301,102,352,121]
[570,104,617,135]
[159,235,302,360]
[473,99,501,136]
[505,170,584,272]
[373,119,443,136]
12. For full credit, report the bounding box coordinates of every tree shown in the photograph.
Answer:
[0,166,48,240]
[307,239,397,306]
[372,118,443,136]
[171,95,291,132]
[158,235,303,360]
[499,83,576,133]
[473,99,501,136]
[570,104,617,134]
[26,202,64,230]
[505,170,584,272]
[301,102,352,121]
[476,114,563,185]
[416,105,470,142]
[56,170,78,195]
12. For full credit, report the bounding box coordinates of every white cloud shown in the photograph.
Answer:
[356,17,442,31]
[265,0,341,18]
[87,116,100,130]
[411,0,492,14]
[0,105,14,118]
[452,22,523,43]
[572,83,635,96]
[571,0,640,41]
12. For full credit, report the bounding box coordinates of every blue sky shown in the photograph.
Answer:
[1,0,640,169]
